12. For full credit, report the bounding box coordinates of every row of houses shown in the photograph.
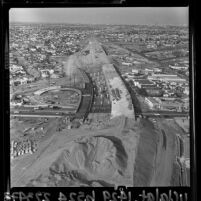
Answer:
[10,76,35,86]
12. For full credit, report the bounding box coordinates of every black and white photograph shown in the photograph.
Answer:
[9,7,190,187]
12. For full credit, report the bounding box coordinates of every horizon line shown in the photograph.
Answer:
[9,21,188,27]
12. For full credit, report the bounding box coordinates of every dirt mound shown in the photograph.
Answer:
[27,136,130,187]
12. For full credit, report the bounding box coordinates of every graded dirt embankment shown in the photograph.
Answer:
[27,136,130,187]
[132,119,180,187]
[12,117,179,187]
[133,119,158,186]
[150,120,178,186]
[12,116,143,187]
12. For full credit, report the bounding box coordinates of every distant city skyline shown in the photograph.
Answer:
[9,7,188,26]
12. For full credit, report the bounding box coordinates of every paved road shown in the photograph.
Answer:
[11,114,63,118]
[138,111,189,118]
[10,109,75,118]
[11,107,76,113]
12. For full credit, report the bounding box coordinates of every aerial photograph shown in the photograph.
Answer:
[9,7,190,187]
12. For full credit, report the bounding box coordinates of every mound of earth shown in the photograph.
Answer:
[12,116,178,187]
[26,136,131,187]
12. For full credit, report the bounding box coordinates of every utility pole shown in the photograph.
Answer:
[70,74,71,87]
[73,73,75,87]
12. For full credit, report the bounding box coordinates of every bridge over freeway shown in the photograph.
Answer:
[11,113,64,118]
[136,111,189,118]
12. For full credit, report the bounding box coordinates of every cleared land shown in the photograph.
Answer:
[11,38,183,187]
[12,116,140,187]
[102,64,134,119]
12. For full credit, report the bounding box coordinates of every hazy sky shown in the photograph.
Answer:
[9,7,188,25]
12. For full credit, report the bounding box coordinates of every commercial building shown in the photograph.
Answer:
[169,64,188,70]
[148,74,186,83]
[145,96,185,111]
[144,97,161,109]
[133,79,155,88]
[144,87,163,96]
[160,102,182,112]
[122,62,132,66]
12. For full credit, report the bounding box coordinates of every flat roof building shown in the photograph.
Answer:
[148,74,186,83]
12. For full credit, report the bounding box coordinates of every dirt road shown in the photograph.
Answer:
[150,119,177,186]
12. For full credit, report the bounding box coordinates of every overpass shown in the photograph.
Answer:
[10,109,73,118]
[136,111,189,118]
[11,113,63,118]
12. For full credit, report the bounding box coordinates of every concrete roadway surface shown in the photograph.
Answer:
[11,113,64,118]
[11,108,75,113]
[138,111,189,118]
[10,105,189,119]
[10,109,75,118]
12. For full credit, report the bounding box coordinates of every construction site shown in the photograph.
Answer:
[10,38,189,187]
